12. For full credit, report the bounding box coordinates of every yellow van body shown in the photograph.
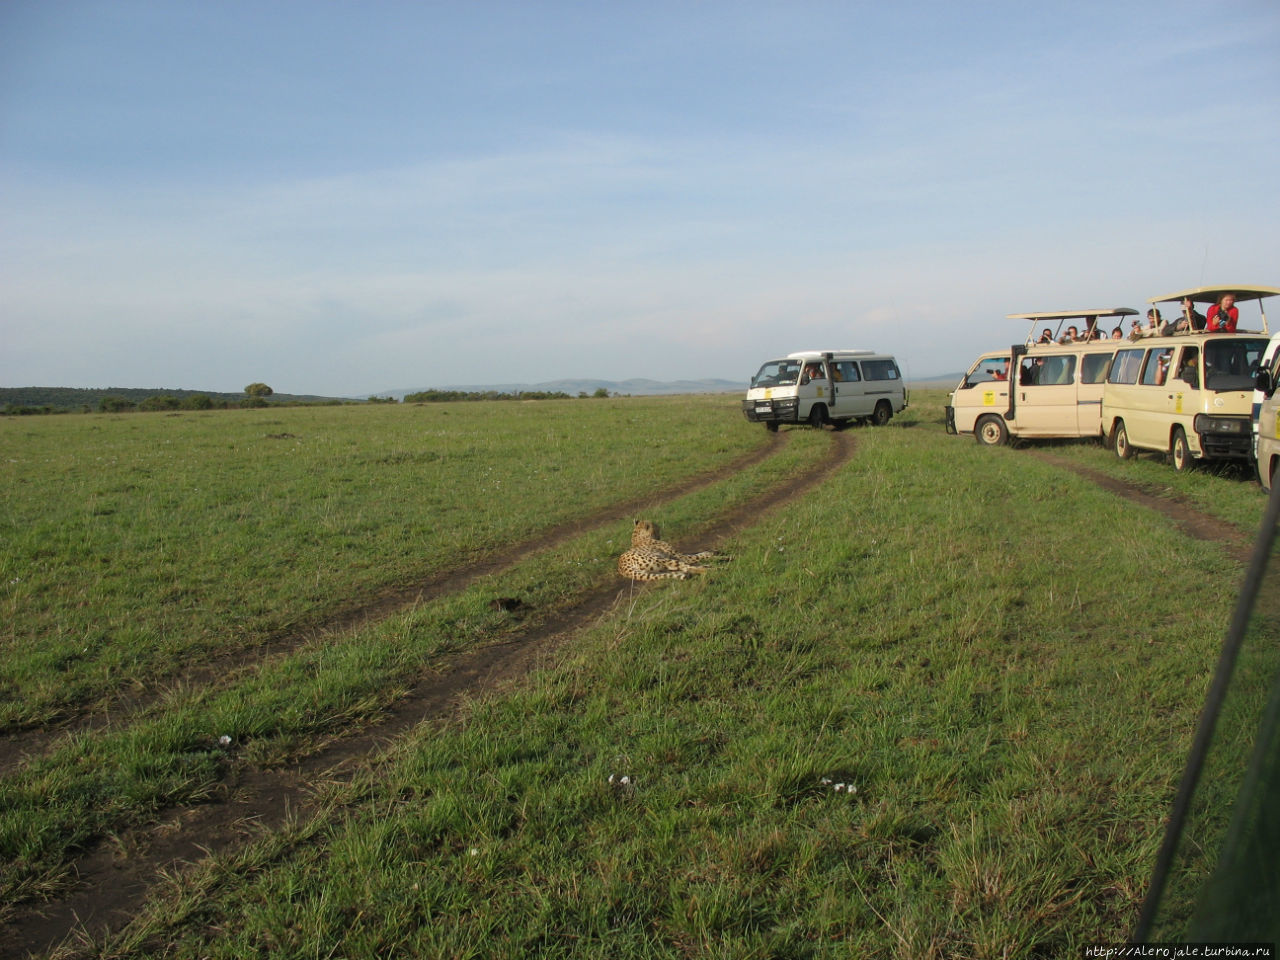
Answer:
[1101,332,1270,471]
[946,339,1124,446]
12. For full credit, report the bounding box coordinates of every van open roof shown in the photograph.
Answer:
[1005,308,1139,321]
[1148,285,1280,305]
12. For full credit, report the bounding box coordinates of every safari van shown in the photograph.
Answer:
[1252,330,1280,491]
[742,350,907,431]
[945,308,1137,446]
[1102,285,1275,472]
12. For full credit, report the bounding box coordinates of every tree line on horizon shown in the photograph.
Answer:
[2,384,616,415]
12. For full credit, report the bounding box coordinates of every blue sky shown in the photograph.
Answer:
[2,0,1278,395]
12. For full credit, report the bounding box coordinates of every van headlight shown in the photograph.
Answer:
[1193,415,1246,434]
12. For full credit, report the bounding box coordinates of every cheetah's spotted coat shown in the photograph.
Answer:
[617,519,717,581]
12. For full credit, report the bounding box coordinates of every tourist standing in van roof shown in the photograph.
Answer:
[1206,293,1239,332]
[1180,296,1208,331]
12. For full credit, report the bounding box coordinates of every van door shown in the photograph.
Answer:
[1129,347,1176,447]
[1014,353,1077,436]
[1076,349,1114,435]
[829,360,868,419]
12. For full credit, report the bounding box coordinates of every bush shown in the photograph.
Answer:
[99,396,135,413]
[139,395,181,412]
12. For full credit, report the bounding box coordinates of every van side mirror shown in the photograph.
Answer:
[1257,369,1274,394]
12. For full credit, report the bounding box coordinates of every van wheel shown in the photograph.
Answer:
[871,401,892,427]
[808,404,828,429]
[975,415,1008,446]
[1170,428,1193,472]
[1113,420,1133,460]
[764,421,779,433]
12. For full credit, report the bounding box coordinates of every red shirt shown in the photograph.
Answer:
[1206,304,1239,332]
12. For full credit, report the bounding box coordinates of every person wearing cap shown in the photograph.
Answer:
[1206,292,1239,332]
[1180,296,1207,331]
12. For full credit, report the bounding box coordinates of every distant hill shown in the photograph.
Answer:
[1,386,352,411]
[373,378,744,399]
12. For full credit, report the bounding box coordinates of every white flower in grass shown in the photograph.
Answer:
[468,847,480,857]
[218,735,232,747]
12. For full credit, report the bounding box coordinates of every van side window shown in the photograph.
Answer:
[862,360,899,381]
[1108,348,1144,384]
[1044,355,1075,385]
[835,361,860,382]
[1080,352,1113,384]
[1141,349,1173,386]
[1175,347,1200,387]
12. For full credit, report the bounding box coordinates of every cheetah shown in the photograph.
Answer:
[617,519,717,581]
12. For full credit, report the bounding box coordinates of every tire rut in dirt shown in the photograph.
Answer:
[1,430,856,959]
[0,435,787,775]
[1031,452,1254,560]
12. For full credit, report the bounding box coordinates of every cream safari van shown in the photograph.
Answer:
[1102,285,1275,472]
[742,350,907,431]
[946,308,1137,446]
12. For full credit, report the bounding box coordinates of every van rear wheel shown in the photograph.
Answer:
[1170,427,1193,472]
[975,415,1008,446]
[871,401,892,427]
[1113,420,1133,460]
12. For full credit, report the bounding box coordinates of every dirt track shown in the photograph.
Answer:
[3,430,1265,959]
[2,428,856,959]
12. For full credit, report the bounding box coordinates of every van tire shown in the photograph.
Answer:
[872,401,892,427]
[808,404,828,429]
[1170,428,1193,472]
[764,421,779,433]
[1113,420,1133,460]
[975,415,1008,446]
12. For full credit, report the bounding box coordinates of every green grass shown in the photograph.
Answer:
[0,396,760,727]
[3,392,1276,958]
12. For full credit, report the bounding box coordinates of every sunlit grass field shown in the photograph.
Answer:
[1,392,1274,958]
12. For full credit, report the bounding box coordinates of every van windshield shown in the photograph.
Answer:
[963,356,1010,387]
[1204,338,1267,392]
[753,360,802,388]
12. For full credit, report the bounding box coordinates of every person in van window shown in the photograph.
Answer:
[1207,293,1239,332]
[1059,325,1079,344]
[1038,328,1053,344]
[802,362,824,383]
[1129,319,1147,340]
[1181,296,1207,331]
[1177,350,1200,386]
[992,359,1009,381]
[1110,326,1124,340]
[1155,352,1171,385]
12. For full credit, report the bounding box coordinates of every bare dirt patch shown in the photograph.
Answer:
[2,429,856,959]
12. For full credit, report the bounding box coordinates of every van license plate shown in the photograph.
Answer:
[755,406,771,414]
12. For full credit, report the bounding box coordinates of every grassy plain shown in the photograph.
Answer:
[2,391,1275,957]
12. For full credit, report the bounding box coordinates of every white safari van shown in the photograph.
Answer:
[946,308,1137,445]
[1102,286,1274,472]
[1252,329,1280,491]
[742,350,907,431]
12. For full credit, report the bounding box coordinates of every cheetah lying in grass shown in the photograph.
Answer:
[617,519,719,581]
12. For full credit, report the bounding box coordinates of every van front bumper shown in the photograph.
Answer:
[1194,414,1252,459]
[743,398,799,423]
